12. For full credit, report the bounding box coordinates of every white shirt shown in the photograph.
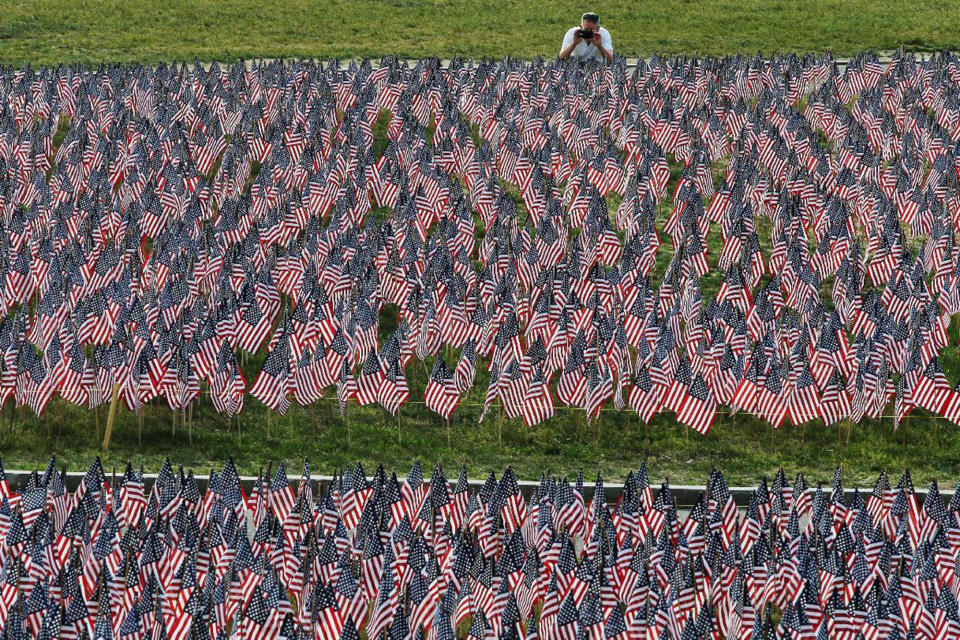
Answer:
[561,26,613,62]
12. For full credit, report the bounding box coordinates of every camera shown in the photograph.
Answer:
[577,29,595,41]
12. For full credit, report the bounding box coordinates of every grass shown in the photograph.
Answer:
[3,383,960,490]
[5,112,960,489]
[2,2,960,486]
[0,1,956,66]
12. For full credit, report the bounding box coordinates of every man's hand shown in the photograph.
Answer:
[559,29,582,60]
[591,31,613,62]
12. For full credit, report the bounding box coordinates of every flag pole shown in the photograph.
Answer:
[102,382,121,451]
[644,416,651,458]
[498,407,503,449]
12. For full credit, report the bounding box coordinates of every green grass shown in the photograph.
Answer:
[4,78,960,490]
[7,113,960,488]
[3,385,960,490]
[2,1,960,486]
[0,0,957,65]
[11,188,950,489]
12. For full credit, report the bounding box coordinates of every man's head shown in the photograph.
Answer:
[580,12,599,30]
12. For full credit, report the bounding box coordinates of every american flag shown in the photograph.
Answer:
[0,53,956,439]
[425,356,460,420]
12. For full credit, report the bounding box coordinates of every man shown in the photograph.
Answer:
[559,12,613,63]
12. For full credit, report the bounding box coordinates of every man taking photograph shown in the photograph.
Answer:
[559,12,613,63]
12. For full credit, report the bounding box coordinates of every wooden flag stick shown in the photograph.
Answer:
[498,408,503,449]
[102,382,121,451]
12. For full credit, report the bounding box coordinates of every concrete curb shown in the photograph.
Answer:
[3,469,950,509]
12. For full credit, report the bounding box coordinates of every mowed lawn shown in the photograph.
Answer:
[0,1,960,487]
[3,140,960,488]
[0,0,957,65]
[1,377,959,490]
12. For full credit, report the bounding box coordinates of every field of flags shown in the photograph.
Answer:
[2,457,960,639]
[2,50,960,432]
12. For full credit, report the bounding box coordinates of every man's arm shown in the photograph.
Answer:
[559,29,580,60]
[593,30,613,63]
